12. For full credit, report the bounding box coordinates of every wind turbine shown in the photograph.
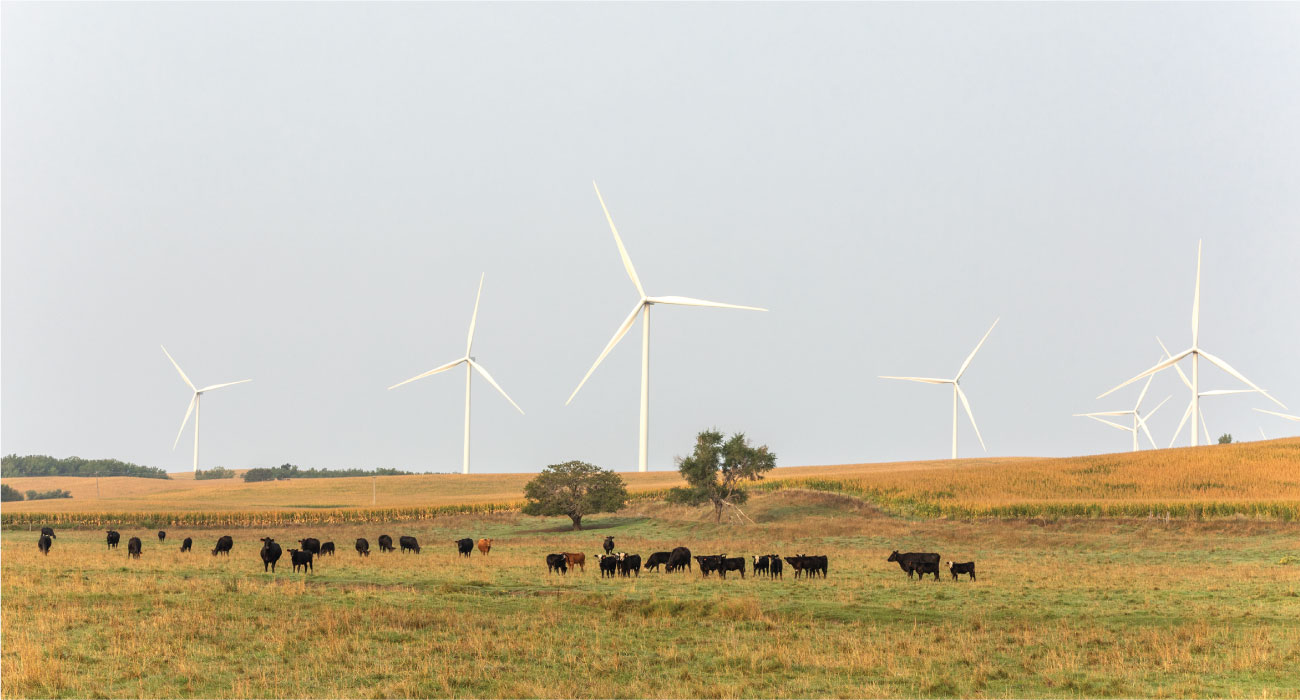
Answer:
[161,346,251,472]
[389,274,523,475]
[1156,337,1256,447]
[566,182,767,472]
[1100,241,1286,446]
[1255,408,1300,423]
[1075,356,1171,452]
[880,318,999,459]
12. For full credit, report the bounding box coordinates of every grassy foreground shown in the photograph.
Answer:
[3,490,1299,698]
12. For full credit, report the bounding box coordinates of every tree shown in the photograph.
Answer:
[1218,433,1233,444]
[1,484,23,502]
[666,429,777,523]
[522,461,628,530]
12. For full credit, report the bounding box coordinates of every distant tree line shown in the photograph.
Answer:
[1,455,170,479]
[241,463,414,482]
[0,485,72,502]
[1,484,24,502]
[195,467,237,480]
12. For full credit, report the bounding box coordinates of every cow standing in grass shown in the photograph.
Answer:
[399,536,421,554]
[260,537,282,572]
[212,535,233,556]
[320,542,335,556]
[667,547,692,573]
[355,538,370,556]
[603,536,615,555]
[180,537,193,552]
[644,552,672,572]
[38,534,53,556]
[378,535,394,553]
[546,553,568,574]
[456,538,474,557]
[288,549,313,573]
[158,531,167,542]
[598,554,618,578]
[106,531,120,549]
[298,538,321,557]
[887,551,939,580]
[948,561,976,581]
[478,538,492,555]
[127,537,142,558]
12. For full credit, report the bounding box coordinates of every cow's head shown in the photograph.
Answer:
[887,551,900,562]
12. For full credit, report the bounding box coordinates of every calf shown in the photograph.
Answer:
[298,538,321,556]
[456,538,474,557]
[667,547,692,573]
[947,561,976,581]
[784,554,828,579]
[694,555,724,577]
[319,541,335,556]
[718,556,745,579]
[378,535,394,552]
[38,534,53,555]
[260,537,282,572]
[212,535,234,556]
[158,530,167,542]
[478,538,492,556]
[180,537,193,552]
[598,554,619,578]
[399,535,421,554]
[563,552,585,572]
[913,561,940,581]
[617,552,641,577]
[768,554,784,579]
[752,555,770,577]
[602,536,615,555]
[288,548,313,573]
[546,553,568,574]
[644,551,672,572]
[127,537,142,558]
[355,538,370,556]
[106,530,121,549]
[41,526,56,539]
[887,551,940,579]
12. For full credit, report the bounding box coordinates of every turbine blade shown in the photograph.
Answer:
[1134,369,1156,409]
[197,379,251,393]
[467,273,484,356]
[593,181,645,298]
[956,317,999,381]
[566,302,645,405]
[879,376,952,385]
[1260,427,1268,439]
[1200,408,1211,444]
[1198,350,1287,408]
[955,384,987,452]
[469,360,524,415]
[1098,348,1193,399]
[172,395,196,449]
[1254,408,1300,423]
[388,358,466,390]
[646,295,767,312]
[1169,401,1194,448]
[1198,389,1257,397]
[1157,337,1194,390]
[1192,240,1201,347]
[161,346,196,391]
[1074,411,1134,417]
[1084,415,1134,432]
[1137,396,1170,449]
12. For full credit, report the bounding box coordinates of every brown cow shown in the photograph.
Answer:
[477,538,493,555]
[563,552,585,572]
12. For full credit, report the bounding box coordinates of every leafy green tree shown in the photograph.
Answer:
[1218,433,1233,444]
[666,429,777,523]
[195,467,236,480]
[522,461,628,530]
[1,484,23,502]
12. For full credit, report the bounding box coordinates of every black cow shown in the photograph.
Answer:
[378,535,394,552]
[752,555,770,577]
[546,553,568,574]
[768,554,784,579]
[785,554,828,579]
[694,554,724,577]
[598,554,619,578]
[456,538,474,557]
[399,536,421,554]
[38,534,53,555]
[603,536,615,555]
[158,530,167,542]
[106,530,120,549]
[912,561,940,581]
[260,537,282,572]
[127,537,142,558]
[288,548,313,573]
[617,553,641,577]
[948,561,976,581]
[644,551,672,572]
[41,526,56,539]
[355,538,370,556]
[718,556,745,579]
[298,538,321,556]
[667,547,692,572]
[212,535,234,556]
[180,537,193,552]
[887,551,940,579]
[320,541,335,556]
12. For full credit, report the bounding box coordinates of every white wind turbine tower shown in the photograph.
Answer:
[880,318,999,459]
[1156,337,1256,447]
[1100,241,1285,446]
[161,346,251,472]
[389,274,523,475]
[1074,356,1170,452]
[566,182,767,472]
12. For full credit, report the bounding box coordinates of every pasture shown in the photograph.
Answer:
[4,490,1300,698]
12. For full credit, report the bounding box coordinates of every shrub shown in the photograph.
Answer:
[24,489,71,500]
[1,484,23,502]
[195,467,236,480]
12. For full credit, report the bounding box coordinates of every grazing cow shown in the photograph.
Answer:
[598,554,619,578]
[752,555,770,577]
[644,551,672,572]
[563,552,586,572]
[212,535,234,556]
[355,538,370,556]
[617,552,641,577]
[260,537,282,572]
[288,548,313,573]
[41,526,56,539]
[718,556,746,579]
[320,541,335,556]
[603,536,615,554]
[667,547,692,573]
[456,538,474,557]
[127,537,142,558]
[887,551,940,579]
[298,538,321,556]
[768,554,784,579]
[180,537,193,552]
[378,535,394,553]
[38,534,52,555]
[947,561,976,581]
[694,555,724,577]
[158,530,167,542]
[478,538,492,555]
[546,553,568,574]
[106,530,120,549]
[784,555,828,579]
[399,536,421,554]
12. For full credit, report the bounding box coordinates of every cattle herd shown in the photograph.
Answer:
[31,528,979,583]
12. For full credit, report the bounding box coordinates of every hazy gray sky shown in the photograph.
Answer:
[4,2,1298,474]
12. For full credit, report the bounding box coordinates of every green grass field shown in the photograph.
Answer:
[4,490,1299,698]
